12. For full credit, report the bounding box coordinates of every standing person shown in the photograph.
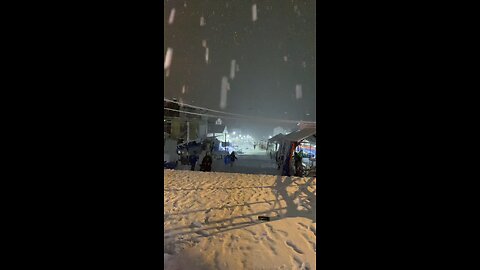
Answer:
[230,151,238,167]
[277,154,284,170]
[200,152,213,172]
[253,143,256,150]
[189,151,199,171]
[198,149,207,170]
[294,151,303,176]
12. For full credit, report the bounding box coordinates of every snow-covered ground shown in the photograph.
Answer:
[164,169,316,270]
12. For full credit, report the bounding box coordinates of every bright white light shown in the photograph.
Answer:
[269,136,272,139]
[252,4,257,22]
[232,132,236,135]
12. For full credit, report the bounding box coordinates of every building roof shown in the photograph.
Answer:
[208,124,226,134]
[268,133,285,143]
[282,127,316,143]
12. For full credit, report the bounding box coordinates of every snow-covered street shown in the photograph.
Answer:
[164,169,316,270]
[177,148,280,176]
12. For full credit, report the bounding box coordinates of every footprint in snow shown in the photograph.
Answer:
[285,240,304,254]
[298,222,309,230]
[195,230,209,237]
[190,221,203,228]
[292,256,303,269]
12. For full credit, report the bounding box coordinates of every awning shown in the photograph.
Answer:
[268,133,285,143]
[282,127,316,143]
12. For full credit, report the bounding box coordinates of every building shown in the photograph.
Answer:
[164,99,208,142]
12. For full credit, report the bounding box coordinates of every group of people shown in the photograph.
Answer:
[187,150,213,172]
[275,149,305,176]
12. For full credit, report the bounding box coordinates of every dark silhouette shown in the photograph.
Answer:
[200,152,213,172]
[229,151,238,167]
[294,151,303,176]
[189,152,199,171]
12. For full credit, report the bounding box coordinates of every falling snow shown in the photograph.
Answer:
[164,48,173,69]
[220,76,229,109]
[168,8,175,24]
[230,59,236,79]
[205,47,209,64]
[295,84,302,99]
[164,1,316,131]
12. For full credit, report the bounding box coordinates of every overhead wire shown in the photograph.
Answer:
[163,108,315,125]
[164,98,316,125]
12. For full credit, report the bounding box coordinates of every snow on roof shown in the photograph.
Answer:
[208,124,226,134]
[282,127,316,143]
[268,133,285,143]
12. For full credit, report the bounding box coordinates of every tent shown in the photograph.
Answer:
[267,133,285,152]
[282,127,316,143]
[268,133,285,143]
[279,127,316,176]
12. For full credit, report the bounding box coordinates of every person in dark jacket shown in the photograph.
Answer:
[200,152,213,172]
[189,151,199,171]
[294,151,303,176]
[230,151,238,167]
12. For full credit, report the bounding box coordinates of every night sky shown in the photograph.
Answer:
[164,0,315,138]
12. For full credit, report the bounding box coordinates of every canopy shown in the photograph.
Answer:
[208,124,226,134]
[268,133,285,143]
[282,127,316,143]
